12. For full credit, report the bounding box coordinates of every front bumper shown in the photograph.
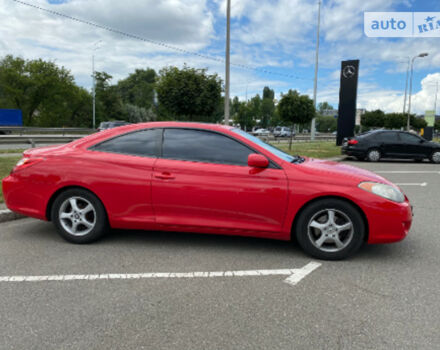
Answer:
[364,198,412,244]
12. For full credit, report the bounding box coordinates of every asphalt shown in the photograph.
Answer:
[0,159,439,349]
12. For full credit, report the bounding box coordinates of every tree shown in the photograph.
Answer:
[0,55,90,126]
[361,110,385,128]
[318,101,333,114]
[116,68,156,110]
[410,115,427,130]
[261,86,275,128]
[156,65,222,121]
[435,118,440,131]
[316,115,337,132]
[278,90,316,149]
[384,113,406,129]
[233,101,255,131]
[94,71,125,124]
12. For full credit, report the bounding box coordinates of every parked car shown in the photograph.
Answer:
[97,121,131,131]
[2,122,412,260]
[274,126,294,137]
[253,128,270,137]
[341,129,440,163]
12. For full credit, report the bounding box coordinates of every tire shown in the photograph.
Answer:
[431,151,440,164]
[366,148,381,162]
[294,199,365,260]
[51,188,108,244]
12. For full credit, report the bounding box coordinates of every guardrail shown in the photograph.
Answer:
[0,127,94,136]
[0,135,86,147]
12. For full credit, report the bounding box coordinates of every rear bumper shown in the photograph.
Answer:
[341,147,365,157]
[2,175,48,220]
[364,199,412,244]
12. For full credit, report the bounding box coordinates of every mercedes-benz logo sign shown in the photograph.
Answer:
[343,65,356,79]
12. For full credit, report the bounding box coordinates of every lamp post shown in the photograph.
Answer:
[91,40,102,130]
[407,52,428,131]
[224,0,231,126]
[311,0,321,141]
[402,57,410,114]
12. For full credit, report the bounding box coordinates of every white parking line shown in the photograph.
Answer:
[395,182,427,187]
[0,262,321,287]
[374,171,440,174]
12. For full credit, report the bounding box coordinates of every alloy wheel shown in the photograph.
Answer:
[58,196,96,236]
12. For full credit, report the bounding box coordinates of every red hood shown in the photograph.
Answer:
[289,158,392,185]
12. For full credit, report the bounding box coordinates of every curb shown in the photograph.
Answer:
[0,209,24,223]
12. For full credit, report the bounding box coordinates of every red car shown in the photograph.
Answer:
[2,122,412,260]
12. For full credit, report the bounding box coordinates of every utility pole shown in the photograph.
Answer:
[434,81,439,113]
[224,0,231,126]
[92,53,96,130]
[407,52,428,131]
[402,57,410,114]
[311,0,321,140]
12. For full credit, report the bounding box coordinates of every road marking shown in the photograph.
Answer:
[374,171,440,174]
[395,182,427,187]
[0,262,321,287]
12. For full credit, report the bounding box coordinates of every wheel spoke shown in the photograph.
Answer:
[60,212,71,219]
[327,210,336,225]
[71,221,79,234]
[315,234,327,247]
[69,198,80,212]
[334,235,344,248]
[310,220,326,231]
[336,222,352,232]
[80,204,93,215]
[81,219,93,229]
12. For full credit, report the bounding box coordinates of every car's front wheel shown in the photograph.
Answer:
[431,151,440,164]
[294,199,365,260]
[51,188,108,243]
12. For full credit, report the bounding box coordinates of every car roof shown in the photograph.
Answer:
[72,122,235,149]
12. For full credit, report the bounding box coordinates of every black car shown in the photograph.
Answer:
[341,130,440,163]
[97,121,131,132]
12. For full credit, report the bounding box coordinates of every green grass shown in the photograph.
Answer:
[0,156,21,203]
[0,149,26,154]
[271,141,341,159]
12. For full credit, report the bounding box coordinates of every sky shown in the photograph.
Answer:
[1,0,440,114]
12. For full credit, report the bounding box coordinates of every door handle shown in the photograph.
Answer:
[154,172,175,180]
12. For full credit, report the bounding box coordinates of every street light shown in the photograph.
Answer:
[406,52,428,131]
[224,0,231,126]
[402,56,410,114]
[91,40,102,130]
[311,0,322,141]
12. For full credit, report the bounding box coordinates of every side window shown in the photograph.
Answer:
[162,128,253,166]
[399,133,421,143]
[375,132,398,142]
[92,129,161,157]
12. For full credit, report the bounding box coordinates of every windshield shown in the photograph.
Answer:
[232,128,295,163]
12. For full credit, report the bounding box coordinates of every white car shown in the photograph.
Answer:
[274,126,294,137]
[253,128,270,136]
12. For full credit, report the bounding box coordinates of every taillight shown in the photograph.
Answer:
[348,139,358,145]
[11,157,44,174]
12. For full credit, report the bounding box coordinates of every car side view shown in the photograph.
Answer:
[2,122,412,260]
[342,129,440,163]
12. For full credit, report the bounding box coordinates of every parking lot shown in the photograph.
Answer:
[0,159,439,349]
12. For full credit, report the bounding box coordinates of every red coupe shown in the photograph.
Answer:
[2,122,412,260]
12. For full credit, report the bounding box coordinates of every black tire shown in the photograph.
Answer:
[51,188,108,244]
[294,199,365,260]
[366,148,381,162]
[430,151,440,164]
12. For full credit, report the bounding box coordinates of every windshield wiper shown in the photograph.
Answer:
[291,155,305,164]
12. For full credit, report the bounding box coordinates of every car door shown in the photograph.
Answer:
[397,132,429,158]
[86,128,162,229]
[152,128,289,234]
[374,131,400,157]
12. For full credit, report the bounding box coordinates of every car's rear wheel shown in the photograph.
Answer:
[294,199,365,260]
[366,148,381,162]
[51,189,108,243]
[431,151,440,164]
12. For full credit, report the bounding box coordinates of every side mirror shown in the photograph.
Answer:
[248,153,269,168]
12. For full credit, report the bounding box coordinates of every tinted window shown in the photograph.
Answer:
[374,132,399,142]
[399,132,421,143]
[93,129,160,157]
[163,128,253,166]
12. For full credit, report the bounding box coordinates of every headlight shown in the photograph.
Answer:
[358,182,405,203]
